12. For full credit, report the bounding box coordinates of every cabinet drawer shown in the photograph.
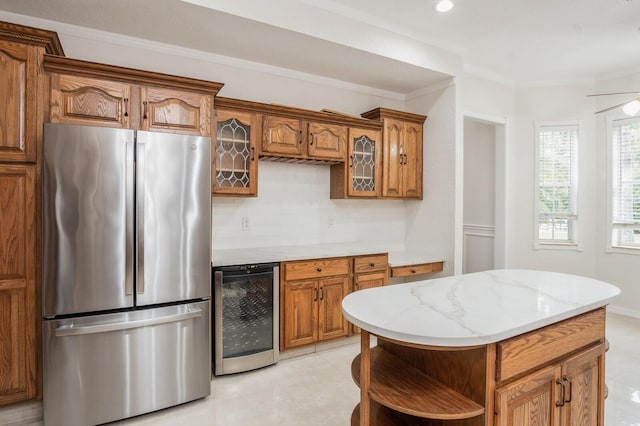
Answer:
[353,254,388,274]
[496,308,605,383]
[390,261,443,278]
[283,258,349,281]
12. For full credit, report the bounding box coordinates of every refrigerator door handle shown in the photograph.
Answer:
[54,309,203,337]
[136,138,145,295]
[125,138,135,296]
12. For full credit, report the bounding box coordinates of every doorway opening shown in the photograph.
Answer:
[462,114,506,273]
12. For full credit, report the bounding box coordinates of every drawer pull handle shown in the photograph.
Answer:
[313,287,318,302]
[143,101,148,120]
[123,98,129,117]
[555,379,566,407]
[319,286,324,301]
[299,130,303,144]
[563,376,573,403]
[309,132,314,145]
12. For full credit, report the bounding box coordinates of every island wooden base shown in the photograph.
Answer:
[351,308,607,426]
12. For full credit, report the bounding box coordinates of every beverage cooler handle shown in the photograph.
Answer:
[136,139,145,295]
[125,139,135,295]
[54,309,203,337]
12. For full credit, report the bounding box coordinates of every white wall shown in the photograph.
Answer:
[508,85,598,277]
[463,119,495,226]
[212,162,405,249]
[404,81,457,276]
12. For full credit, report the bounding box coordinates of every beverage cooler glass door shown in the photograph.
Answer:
[214,265,279,375]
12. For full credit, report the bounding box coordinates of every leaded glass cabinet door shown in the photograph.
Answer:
[213,109,258,196]
[348,128,381,198]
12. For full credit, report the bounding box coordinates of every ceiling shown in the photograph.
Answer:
[1,0,639,93]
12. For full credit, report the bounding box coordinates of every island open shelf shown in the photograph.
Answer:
[351,345,484,420]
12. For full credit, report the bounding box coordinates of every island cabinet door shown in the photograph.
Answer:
[282,279,318,349]
[495,364,562,426]
[317,276,349,341]
[561,344,604,426]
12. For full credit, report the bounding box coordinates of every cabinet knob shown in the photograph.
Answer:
[410,269,416,274]
[369,262,375,267]
[316,267,322,272]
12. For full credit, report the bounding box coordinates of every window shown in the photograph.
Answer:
[535,122,579,246]
[610,117,640,249]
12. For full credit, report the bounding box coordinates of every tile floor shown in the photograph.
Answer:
[113,312,640,426]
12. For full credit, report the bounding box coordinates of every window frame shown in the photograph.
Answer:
[606,114,640,254]
[533,121,581,250]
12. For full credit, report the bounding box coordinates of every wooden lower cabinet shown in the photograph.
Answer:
[281,258,350,350]
[495,343,604,426]
[281,276,349,350]
[0,165,37,405]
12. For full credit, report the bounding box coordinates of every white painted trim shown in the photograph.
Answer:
[464,232,495,239]
[454,81,464,276]
[0,11,406,101]
[405,78,456,101]
[463,224,496,234]
[608,305,640,319]
[463,111,507,126]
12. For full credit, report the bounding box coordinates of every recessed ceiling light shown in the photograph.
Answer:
[435,0,454,12]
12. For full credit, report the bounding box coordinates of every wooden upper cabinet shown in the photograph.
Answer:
[330,127,382,199]
[307,122,346,160]
[213,109,258,196]
[382,118,404,198]
[262,115,304,156]
[402,121,423,198]
[361,108,426,199]
[49,74,132,128]
[44,55,223,136]
[0,41,37,163]
[140,87,211,136]
[0,165,37,405]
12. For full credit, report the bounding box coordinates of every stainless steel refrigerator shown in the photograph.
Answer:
[42,123,211,426]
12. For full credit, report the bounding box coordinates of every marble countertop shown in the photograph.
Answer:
[212,243,443,268]
[342,269,620,347]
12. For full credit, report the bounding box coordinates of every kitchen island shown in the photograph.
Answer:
[341,269,620,426]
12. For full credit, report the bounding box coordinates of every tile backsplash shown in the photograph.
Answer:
[212,162,406,250]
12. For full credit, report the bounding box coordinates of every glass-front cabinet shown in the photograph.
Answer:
[347,128,381,198]
[213,109,258,196]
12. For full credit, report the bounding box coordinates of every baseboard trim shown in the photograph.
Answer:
[607,304,640,319]
[0,400,42,426]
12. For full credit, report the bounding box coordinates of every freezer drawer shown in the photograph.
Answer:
[43,301,211,426]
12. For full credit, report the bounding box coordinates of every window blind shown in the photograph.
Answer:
[611,117,640,248]
[537,124,578,243]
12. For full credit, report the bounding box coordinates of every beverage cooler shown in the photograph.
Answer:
[213,263,279,375]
